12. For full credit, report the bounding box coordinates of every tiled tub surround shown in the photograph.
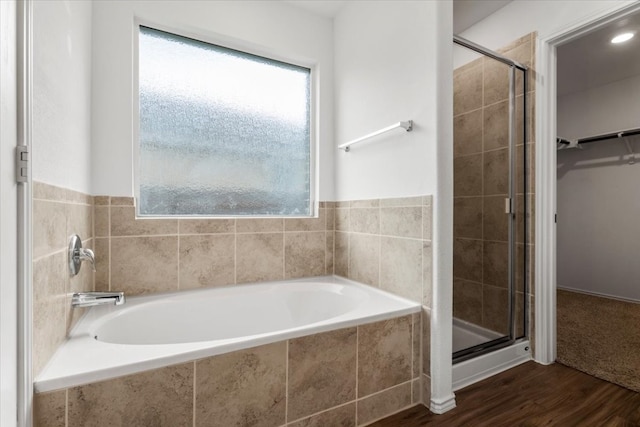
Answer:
[333,196,432,403]
[35,314,422,427]
[35,276,420,392]
[34,194,434,425]
[93,197,336,295]
[33,182,94,377]
[452,33,536,345]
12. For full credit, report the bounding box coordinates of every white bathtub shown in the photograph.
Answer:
[35,276,421,393]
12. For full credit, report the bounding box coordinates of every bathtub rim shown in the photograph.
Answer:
[35,275,421,393]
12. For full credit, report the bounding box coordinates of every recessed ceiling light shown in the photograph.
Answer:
[611,32,634,44]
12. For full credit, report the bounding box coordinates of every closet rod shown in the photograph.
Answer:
[557,127,640,145]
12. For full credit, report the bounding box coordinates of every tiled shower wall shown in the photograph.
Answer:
[333,196,432,400]
[35,314,421,427]
[33,182,94,376]
[452,33,536,342]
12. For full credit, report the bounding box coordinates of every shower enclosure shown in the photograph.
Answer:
[452,36,528,363]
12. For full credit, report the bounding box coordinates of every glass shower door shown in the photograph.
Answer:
[452,37,527,362]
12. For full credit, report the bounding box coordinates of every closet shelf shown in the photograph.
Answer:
[557,127,639,164]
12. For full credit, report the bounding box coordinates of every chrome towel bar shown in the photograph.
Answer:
[339,120,413,152]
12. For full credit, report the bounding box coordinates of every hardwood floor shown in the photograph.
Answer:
[371,362,640,426]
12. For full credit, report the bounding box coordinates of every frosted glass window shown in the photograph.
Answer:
[137,26,312,216]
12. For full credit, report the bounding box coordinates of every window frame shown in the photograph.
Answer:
[132,20,318,218]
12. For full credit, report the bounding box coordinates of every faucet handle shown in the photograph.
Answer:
[78,248,96,272]
[69,235,96,276]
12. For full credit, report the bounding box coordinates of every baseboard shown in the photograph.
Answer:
[429,394,456,414]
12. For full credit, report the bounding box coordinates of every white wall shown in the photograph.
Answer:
[91,0,334,200]
[32,0,93,194]
[558,75,640,140]
[557,76,640,301]
[333,1,439,201]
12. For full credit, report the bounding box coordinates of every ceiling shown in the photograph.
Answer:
[558,11,640,96]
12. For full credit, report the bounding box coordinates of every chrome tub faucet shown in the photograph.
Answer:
[72,292,125,308]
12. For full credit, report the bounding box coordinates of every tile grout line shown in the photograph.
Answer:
[108,203,111,292]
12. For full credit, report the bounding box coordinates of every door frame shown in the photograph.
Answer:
[535,1,640,365]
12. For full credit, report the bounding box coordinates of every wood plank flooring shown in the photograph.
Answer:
[371,362,640,426]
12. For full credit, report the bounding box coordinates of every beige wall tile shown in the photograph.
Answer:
[454,109,483,157]
[358,316,412,396]
[483,285,509,334]
[412,313,421,379]
[65,189,92,205]
[380,207,422,239]
[110,196,134,206]
[285,209,326,232]
[350,199,379,208]
[285,232,325,279]
[349,233,379,286]
[334,232,349,277]
[288,328,357,421]
[453,278,483,325]
[356,382,411,426]
[34,390,66,427]
[236,218,283,233]
[33,181,65,202]
[110,206,177,236]
[110,236,178,296]
[33,252,67,376]
[67,203,93,241]
[483,57,509,105]
[179,218,234,234]
[379,237,422,302]
[33,200,67,259]
[422,198,432,241]
[454,65,482,116]
[179,234,235,289]
[94,238,109,292]
[325,232,335,275]
[483,100,509,151]
[483,148,509,196]
[453,238,483,283]
[422,310,431,377]
[483,196,509,242]
[335,201,350,208]
[326,207,335,231]
[288,403,355,427]
[412,378,422,405]
[236,233,284,284]
[335,208,350,232]
[454,197,483,240]
[94,206,109,237]
[483,241,508,288]
[350,208,379,235]
[422,373,431,406]
[422,242,433,308]
[68,363,193,426]
[94,196,109,205]
[379,196,423,207]
[196,342,286,427]
[454,154,483,197]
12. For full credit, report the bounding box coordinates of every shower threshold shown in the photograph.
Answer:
[452,340,531,391]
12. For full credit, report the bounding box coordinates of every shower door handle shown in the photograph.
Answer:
[505,198,513,214]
